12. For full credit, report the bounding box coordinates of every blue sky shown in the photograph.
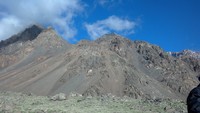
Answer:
[0,0,200,52]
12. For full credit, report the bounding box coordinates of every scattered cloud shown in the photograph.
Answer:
[98,0,108,6]
[0,0,83,41]
[85,15,138,40]
[97,0,122,6]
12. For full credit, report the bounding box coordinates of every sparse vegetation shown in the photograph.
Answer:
[0,92,187,113]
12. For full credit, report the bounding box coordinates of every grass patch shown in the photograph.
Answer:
[0,92,187,113]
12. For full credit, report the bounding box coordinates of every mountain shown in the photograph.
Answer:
[169,50,200,59]
[0,26,199,101]
[0,25,43,69]
[0,25,44,49]
[0,25,70,70]
[169,50,200,73]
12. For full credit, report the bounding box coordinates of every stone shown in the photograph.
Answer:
[50,93,66,101]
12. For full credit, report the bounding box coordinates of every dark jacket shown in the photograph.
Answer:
[187,84,200,113]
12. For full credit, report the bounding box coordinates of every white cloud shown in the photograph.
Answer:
[85,15,137,40]
[0,15,24,40]
[98,0,109,6]
[97,0,122,6]
[0,0,83,41]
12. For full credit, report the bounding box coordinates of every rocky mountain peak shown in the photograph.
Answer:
[169,50,200,73]
[0,25,70,69]
[0,25,44,49]
[170,50,200,59]
[32,27,70,50]
[96,33,126,43]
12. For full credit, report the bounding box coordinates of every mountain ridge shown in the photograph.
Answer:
[0,25,199,101]
[0,25,44,49]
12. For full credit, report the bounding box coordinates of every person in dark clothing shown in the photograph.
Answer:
[187,77,200,113]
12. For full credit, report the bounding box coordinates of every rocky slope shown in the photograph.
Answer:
[0,25,44,69]
[169,50,200,73]
[0,26,199,101]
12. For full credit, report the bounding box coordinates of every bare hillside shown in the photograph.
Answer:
[0,26,199,101]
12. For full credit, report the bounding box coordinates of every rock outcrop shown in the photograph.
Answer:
[170,50,200,73]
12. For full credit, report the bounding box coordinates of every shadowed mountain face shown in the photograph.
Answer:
[0,26,199,100]
[0,25,70,70]
[0,25,44,49]
[0,25,44,69]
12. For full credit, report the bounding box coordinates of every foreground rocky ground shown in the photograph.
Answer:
[0,92,186,113]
